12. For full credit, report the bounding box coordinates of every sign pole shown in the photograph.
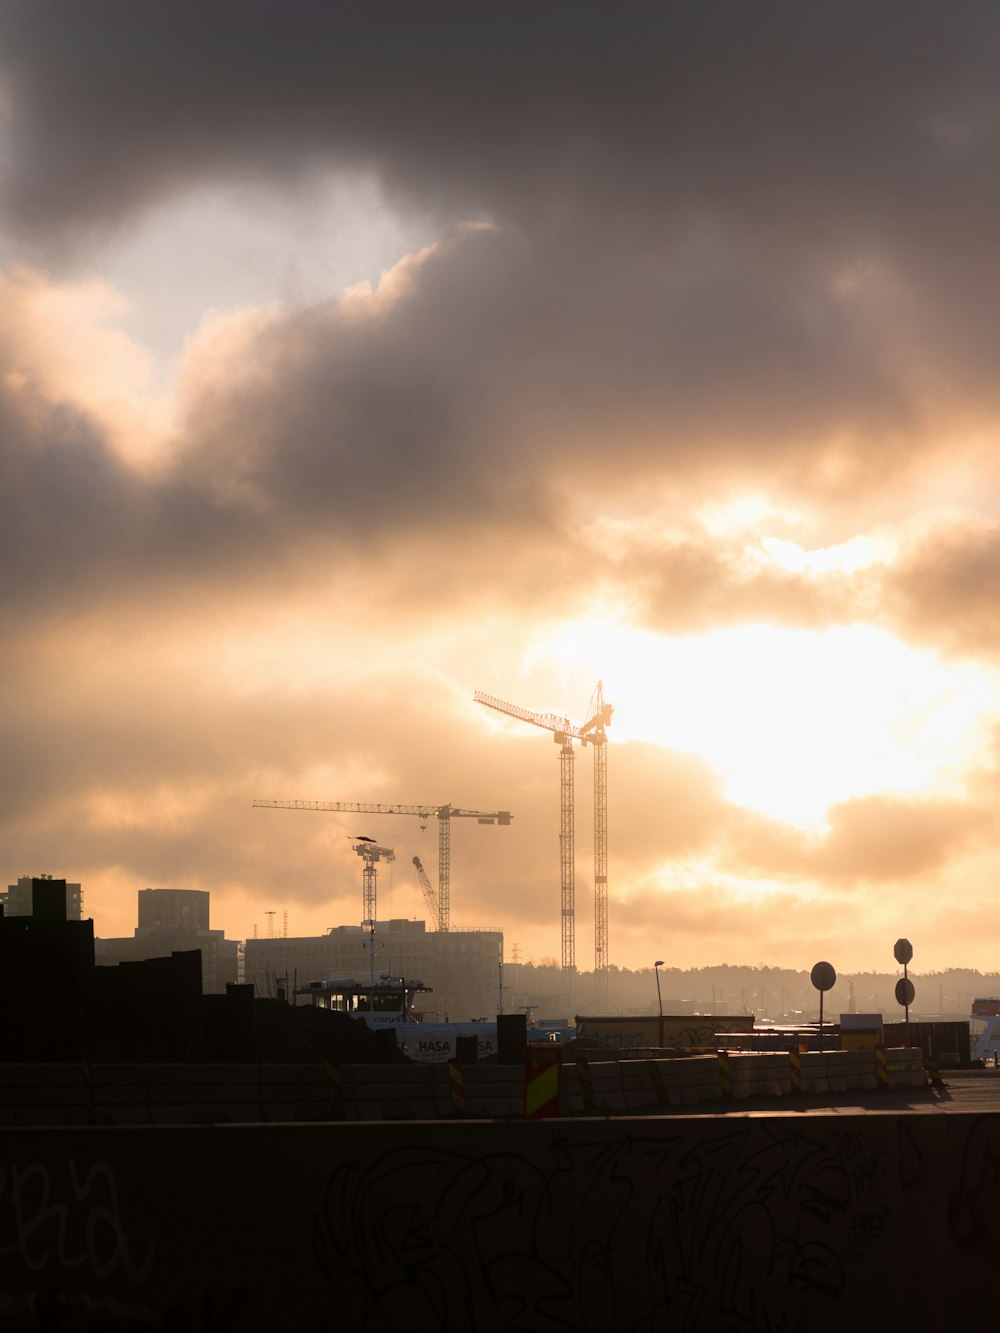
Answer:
[894,939,915,1051]
[810,962,836,1054]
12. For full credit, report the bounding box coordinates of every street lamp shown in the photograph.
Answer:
[654,961,665,1049]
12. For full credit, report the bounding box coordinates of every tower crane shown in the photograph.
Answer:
[411,856,439,928]
[474,681,613,1010]
[353,840,395,929]
[352,839,394,988]
[253,799,512,933]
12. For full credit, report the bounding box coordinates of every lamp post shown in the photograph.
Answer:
[654,960,664,1049]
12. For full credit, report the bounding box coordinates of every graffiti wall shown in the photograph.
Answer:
[0,1112,989,1329]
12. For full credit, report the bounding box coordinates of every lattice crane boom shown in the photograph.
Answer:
[474,691,578,739]
[411,856,440,930]
[253,798,511,932]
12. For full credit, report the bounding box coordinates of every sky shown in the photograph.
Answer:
[5,2,1000,975]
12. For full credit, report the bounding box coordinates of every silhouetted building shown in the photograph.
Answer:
[245,919,503,1021]
[0,877,94,1060]
[4,873,83,920]
[96,887,238,994]
[89,949,207,1062]
[0,877,262,1064]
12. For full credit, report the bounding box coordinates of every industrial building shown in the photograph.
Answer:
[245,918,503,1022]
[96,887,239,995]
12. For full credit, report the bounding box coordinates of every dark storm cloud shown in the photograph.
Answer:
[0,222,897,613]
[2,1,998,245]
[0,389,139,606]
[5,5,1000,612]
[0,379,261,610]
[0,254,567,614]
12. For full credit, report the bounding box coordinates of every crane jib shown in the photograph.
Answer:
[253,796,512,934]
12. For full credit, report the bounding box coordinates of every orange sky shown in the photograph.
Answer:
[4,5,1000,974]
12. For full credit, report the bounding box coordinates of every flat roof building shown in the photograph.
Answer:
[138,887,210,932]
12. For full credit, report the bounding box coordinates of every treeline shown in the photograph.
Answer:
[502,961,1000,1020]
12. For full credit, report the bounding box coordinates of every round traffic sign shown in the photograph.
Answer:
[895,977,915,1007]
[810,961,837,992]
[894,938,913,965]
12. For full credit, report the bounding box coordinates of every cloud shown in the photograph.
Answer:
[721,793,991,888]
[6,5,1000,970]
[820,794,990,881]
[884,512,1000,658]
[615,530,877,636]
[4,6,1000,514]
[3,3,999,246]
[607,741,728,863]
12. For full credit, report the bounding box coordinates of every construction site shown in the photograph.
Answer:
[240,681,613,1021]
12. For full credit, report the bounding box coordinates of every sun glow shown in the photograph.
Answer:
[529,619,1000,828]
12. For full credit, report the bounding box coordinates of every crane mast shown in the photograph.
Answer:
[253,798,511,932]
[583,682,611,1010]
[351,840,394,988]
[353,840,394,929]
[559,731,575,999]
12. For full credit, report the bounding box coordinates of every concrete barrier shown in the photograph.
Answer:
[342,1063,451,1120]
[256,1063,330,1122]
[462,1066,523,1118]
[620,1059,657,1109]
[88,1063,153,1124]
[664,1054,724,1104]
[800,1049,874,1093]
[149,1062,265,1124]
[10,1063,91,1126]
[730,1050,790,1098]
[566,1059,627,1111]
[0,1047,937,1126]
[887,1045,927,1087]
